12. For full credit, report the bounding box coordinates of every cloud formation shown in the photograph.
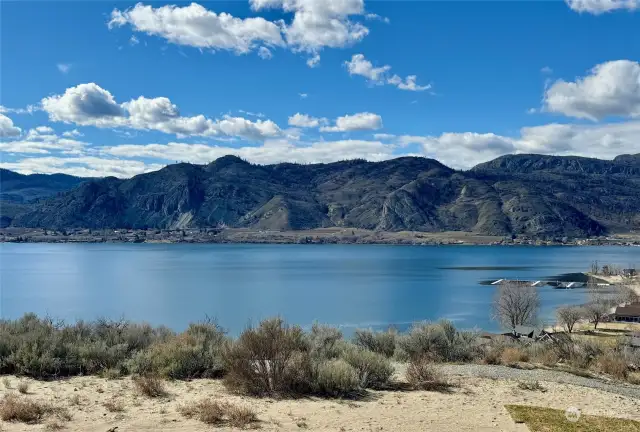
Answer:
[0,125,87,155]
[566,0,639,14]
[320,112,382,132]
[100,138,393,168]
[0,114,22,138]
[345,54,430,91]
[109,1,370,67]
[0,156,163,178]
[544,60,640,120]
[41,83,281,140]
[288,113,327,128]
[57,63,72,74]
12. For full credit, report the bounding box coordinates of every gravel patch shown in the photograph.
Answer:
[440,364,640,400]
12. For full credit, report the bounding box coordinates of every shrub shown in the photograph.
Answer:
[353,328,397,358]
[223,318,311,396]
[313,359,360,396]
[17,382,29,394]
[597,353,629,379]
[341,346,393,389]
[103,398,125,412]
[133,375,167,398]
[526,343,558,366]
[179,400,258,427]
[307,323,344,361]
[0,394,51,423]
[0,314,170,378]
[482,344,503,365]
[128,322,228,379]
[516,381,546,392]
[501,347,529,365]
[405,357,449,391]
[397,320,480,362]
[226,404,259,428]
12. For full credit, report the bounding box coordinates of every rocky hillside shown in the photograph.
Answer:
[4,154,640,237]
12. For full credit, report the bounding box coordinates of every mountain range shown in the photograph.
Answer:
[2,153,639,237]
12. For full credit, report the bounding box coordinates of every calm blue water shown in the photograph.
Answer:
[1,244,639,334]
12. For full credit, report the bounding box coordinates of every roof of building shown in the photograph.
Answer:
[615,303,640,317]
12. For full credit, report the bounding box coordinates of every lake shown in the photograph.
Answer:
[1,244,639,335]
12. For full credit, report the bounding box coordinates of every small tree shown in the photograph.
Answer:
[556,306,583,333]
[585,288,612,330]
[492,283,540,333]
[617,285,640,305]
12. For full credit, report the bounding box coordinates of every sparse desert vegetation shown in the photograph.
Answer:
[0,313,638,430]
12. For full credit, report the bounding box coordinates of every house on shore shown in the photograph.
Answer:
[613,303,640,323]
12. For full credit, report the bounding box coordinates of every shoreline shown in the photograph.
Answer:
[2,227,640,246]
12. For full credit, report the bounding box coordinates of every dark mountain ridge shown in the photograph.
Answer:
[4,154,640,237]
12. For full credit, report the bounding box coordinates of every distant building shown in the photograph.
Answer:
[613,303,640,323]
[622,268,637,278]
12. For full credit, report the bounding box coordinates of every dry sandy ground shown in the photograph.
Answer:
[1,374,639,432]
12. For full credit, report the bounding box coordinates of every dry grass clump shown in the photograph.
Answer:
[103,398,125,412]
[17,381,29,394]
[132,375,167,398]
[500,347,529,366]
[405,357,450,391]
[0,394,50,423]
[0,393,69,424]
[597,352,629,380]
[179,399,258,428]
[516,380,547,392]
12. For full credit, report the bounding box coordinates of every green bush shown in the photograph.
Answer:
[313,359,360,396]
[341,346,393,389]
[307,323,344,360]
[353,328,397,358]
[397,320,480,362]
[128,322,228,379]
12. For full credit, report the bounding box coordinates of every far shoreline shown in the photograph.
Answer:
[2,227,640,247]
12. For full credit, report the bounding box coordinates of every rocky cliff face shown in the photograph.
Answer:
[5,154,640,237]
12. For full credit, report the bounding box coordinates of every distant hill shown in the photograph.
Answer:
[4,154,640,237]
[0,169,87,203]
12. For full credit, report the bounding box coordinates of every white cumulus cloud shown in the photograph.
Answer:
[0,114,22,138]
[40,83,281,140]
[0,156,163,178]
[345,54,430,91]
[320,112,382,132]
[566,0,639,14]
[544,60,640,120]
[109,1,370,66]
[108,3,285,54]
[288,113,327,128]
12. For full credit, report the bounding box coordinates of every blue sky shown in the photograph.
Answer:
[1,0,639,177]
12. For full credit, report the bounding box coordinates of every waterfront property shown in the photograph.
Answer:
[614,303,640,323]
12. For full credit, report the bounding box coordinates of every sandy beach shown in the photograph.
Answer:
[1,371,639,432]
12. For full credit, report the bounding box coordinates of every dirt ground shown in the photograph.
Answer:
[1,374,638,432]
